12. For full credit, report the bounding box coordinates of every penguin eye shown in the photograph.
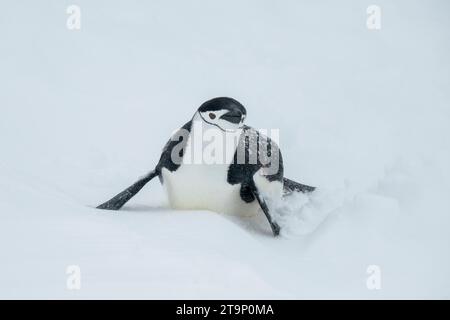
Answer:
[209,113,216,120]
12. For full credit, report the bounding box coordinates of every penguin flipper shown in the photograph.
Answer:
[96,170,158,210]
[251,186,281,237]
[283,177,315,195]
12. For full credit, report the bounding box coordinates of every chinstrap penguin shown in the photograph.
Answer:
[97,97,315,236]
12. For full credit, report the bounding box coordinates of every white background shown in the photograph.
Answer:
[0,0,449,298]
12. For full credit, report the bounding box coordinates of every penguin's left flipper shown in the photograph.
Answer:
[251,186,281,237]
[96,170,158,210]
[283,177,315,195]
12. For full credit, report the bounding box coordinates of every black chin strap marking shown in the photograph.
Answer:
[198,113,227,132]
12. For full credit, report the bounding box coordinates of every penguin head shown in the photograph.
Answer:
[196,97,247,131]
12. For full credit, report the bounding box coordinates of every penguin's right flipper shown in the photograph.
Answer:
[283,177,315,195]
[96,170,158,210]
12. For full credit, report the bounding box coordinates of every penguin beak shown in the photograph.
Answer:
[220,110,243,124]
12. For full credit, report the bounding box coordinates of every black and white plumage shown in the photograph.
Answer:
[97,97,314,236]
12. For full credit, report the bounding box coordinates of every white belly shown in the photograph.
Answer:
[161,120,259,216]
[161,164,260,216]
[159,117,282,217]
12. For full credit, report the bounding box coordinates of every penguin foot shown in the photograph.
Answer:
[283,177,315,195]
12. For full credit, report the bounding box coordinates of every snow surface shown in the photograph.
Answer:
[1,0,449,299]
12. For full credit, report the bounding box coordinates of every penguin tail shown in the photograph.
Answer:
[283,177,315,195]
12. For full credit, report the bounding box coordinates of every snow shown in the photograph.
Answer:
[1,0,449,299]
